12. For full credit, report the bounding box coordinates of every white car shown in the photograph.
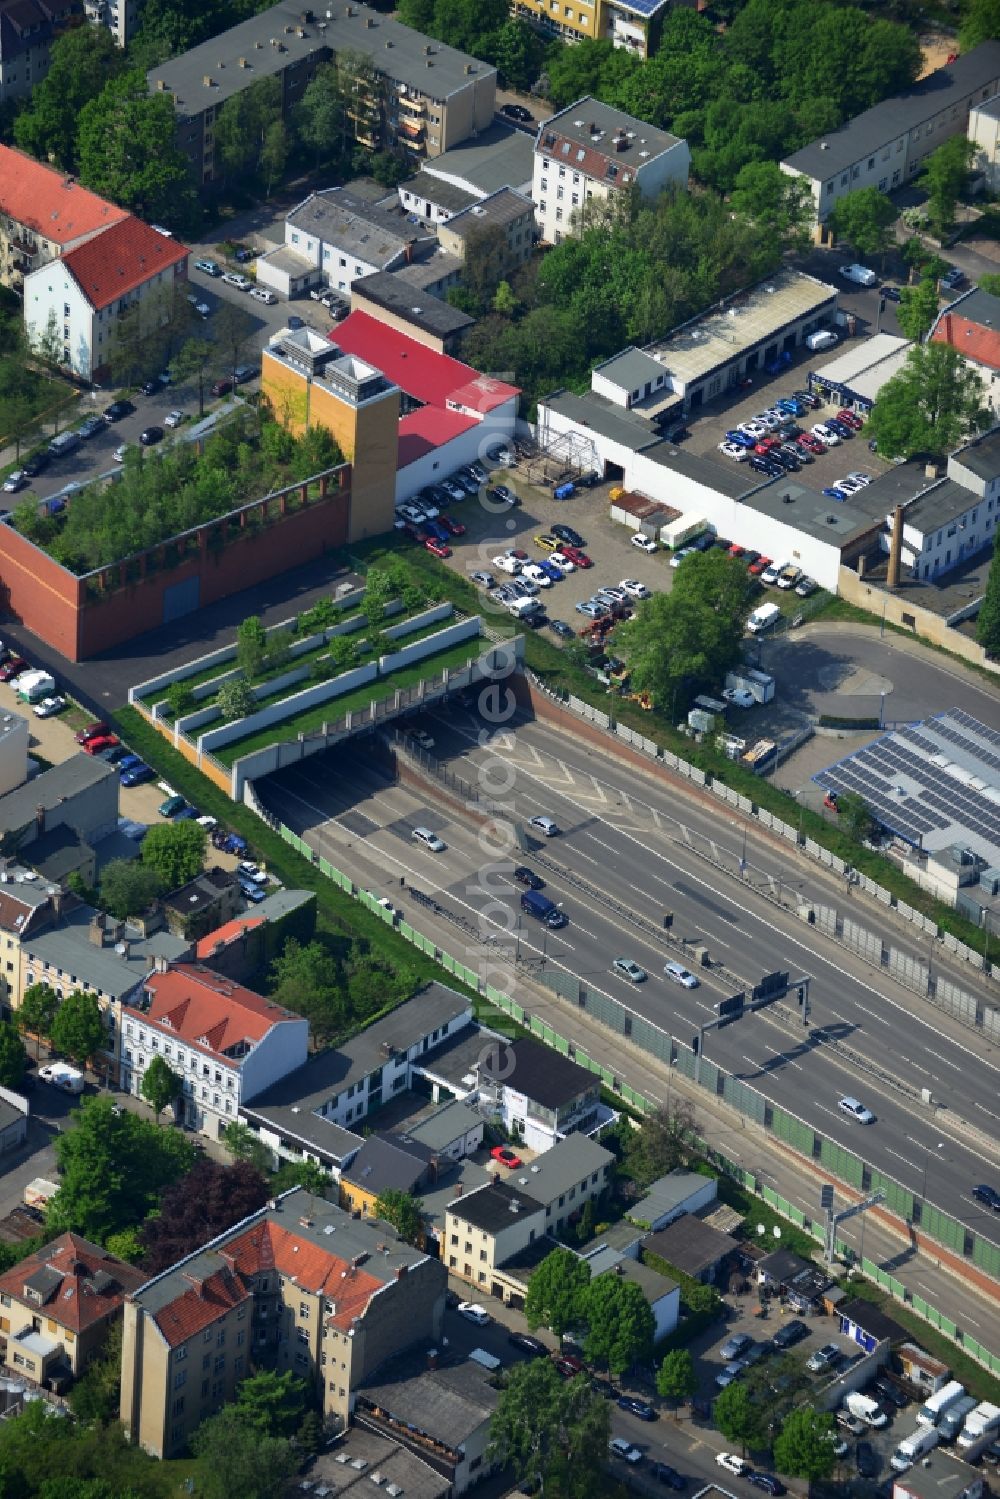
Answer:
[521,563,553,588]
[717,1454,750,1477]
[529,815,559,836]
[397,504,425,525]
[549,551,576,572]
[840,263,878,287]
[610,1438,643,1464]
[33,695,66,718]
[739,420,769,439]
[620,579,649,599]
[163,410,185,429]
[492,554,522,575]
[723,687,754,708]
[836,478,864,495]
[847,471,872,485]
[412,496,439,519]
[761,561,785,585]
[238,861,268,885]
[631,533,659,553]
[669,547,695,569]
[664,961,699,989]
[457,1302,491,1326]
[248,286,277,304]
[719,441,749,461]
[758,410,785,430]
[812,423,841,446]
[221,271,251,290]
[839,1096,876,1124]
[113,444,129,463]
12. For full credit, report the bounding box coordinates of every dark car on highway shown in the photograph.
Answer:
[972,1183,1000,1210]
[514,867,544,889]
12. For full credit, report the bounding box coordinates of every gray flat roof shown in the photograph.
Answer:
[542,388,662,454]
[421,121,534,195]
[0,755,114,836]
[617,1257,678,1300]
[645,269,838,385]
[904,476,979,532]
[287,189,414,266]
[630,1170,715,1224]
[241,1098,363,1164]
[359,1359,497,1447]
[21,905,189,1000]
[503,1133,612,1207]
[643,439,755,500]
[783,41,1000,180]
[952,425,1000,479]
[419,1158,491,1231]
[594,345,666,392]
[260,245,314,275]
[642,1214,738,1276]
[148,0,495,120]
[400,173,479,214]
[446,1179,544,1232]
[814,333,910,385]
[352,269,473,338]
[298,1432,449,1499]
[443,188,533,239]
[405,1098,482,1151]
[342,1134,432,1195]
[742,478,887,549]
[390,251,464,290]
[541,95,682,170]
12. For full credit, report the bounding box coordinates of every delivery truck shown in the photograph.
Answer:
[16,670,57,704]
[38,1063,84,1094]
[957,1402,1000,1449]
[918,1381,965,1427]
[891,1426,939,1471]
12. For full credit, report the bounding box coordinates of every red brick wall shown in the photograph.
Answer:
[0,484,351,662]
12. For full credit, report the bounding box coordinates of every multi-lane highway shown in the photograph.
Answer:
[256,701,1000,1253]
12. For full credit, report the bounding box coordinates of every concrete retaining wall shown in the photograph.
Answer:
[199,662,380,753]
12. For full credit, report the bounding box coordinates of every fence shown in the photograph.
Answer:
[256,795,1000,1376]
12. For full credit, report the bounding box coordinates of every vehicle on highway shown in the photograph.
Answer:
[807,1343,842,1372]
[631,533,659,553]
[838,1096,876,1124]
[651,1463,686,1489]
[514,867,544,889]
[411,825,446,852]
[508,1332,547,1355]
[973,1183,1000,1209]
[771,1319,809,1350]
[612,958,647,984]
[457,1302,490,1325]
[618,1396,656,1421]
[33,695,66,718]
[610,1438,643,1464]
[664,961,699,988]
[717,1454,750,1477]
[491,1146,523,1168]
[529,815,559,836]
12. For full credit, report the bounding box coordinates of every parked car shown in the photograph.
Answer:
[720,1333,754,1361]
[618,1396,656,1421]
[194,258,221,276]
[610,1438,643,1465]
[0,657,27,682]
[508,1332,547,1355]
[424,537,451,558]
[158,794,188,818]
[650,1463,686,1490]
[33,695,66,718]
[561,545,592,568]
[140,425,164,446]
[549,619,575,639]
[164,410,185,429]
[121,763,155,786]
[103,399,135,423]
[807,1343,842,1372]
[746,1475,786,1495]
[772,1319,809,1350]
[856,1442,879,1479]
[717,1454,750,1477]
[501,102,534,123]
[83,733,119,755]
[457,1302,491,1326]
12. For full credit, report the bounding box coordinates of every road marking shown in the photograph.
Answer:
[883,1147,921,1173]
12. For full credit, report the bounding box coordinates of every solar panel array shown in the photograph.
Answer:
[814,708,1000,857]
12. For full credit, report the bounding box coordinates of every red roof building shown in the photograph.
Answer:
[332,311,518,416]
[61,216,188,311]
[397,406,479,467]
[120,964,308,1140]
[0,145,127,292]
[930,287,1000,374]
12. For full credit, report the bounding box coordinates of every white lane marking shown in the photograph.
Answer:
[883,1147,921,1173]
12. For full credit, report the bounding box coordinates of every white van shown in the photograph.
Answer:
[806,329,838,352]
[891,1426,939,1471]
[845,1392,887,1428]
[747,602,781,635]
[840,263,878,287]
[508,596,543,620]
[468,1348,502,1372]
[221,271,250,291]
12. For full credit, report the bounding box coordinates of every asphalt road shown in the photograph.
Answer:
[256,706,1000,1251]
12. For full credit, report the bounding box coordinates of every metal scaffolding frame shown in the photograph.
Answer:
[521,427,600,488]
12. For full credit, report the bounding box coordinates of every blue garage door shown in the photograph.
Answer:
[162,575,200,624]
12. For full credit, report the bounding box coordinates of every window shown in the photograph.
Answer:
[172,1396,185,1417]
[174,1344,187,1362]
[174,1369,187,1390]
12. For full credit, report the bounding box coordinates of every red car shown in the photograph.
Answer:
[553,1354,585,1378]
[837,409,863,430]
[83,733,119,755]
[491,1145,523,1168]
[754,437,780,455]
[797,433,824,456]
[439,515,466,536]
[0,657,27,682]
[748,555,771,576]
[75,721,109,745]
[424,537,451,558]
[728,543,745,557]
[562,545,592,568]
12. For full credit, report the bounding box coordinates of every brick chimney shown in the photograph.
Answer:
[89,913,106,947]
[35,804,45,836]
[886,504,904,590]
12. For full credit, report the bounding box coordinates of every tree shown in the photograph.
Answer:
[773,1406,837,1481]
[271,1157,330,1196]
[827,186,898,262]
[233,1370,309,1438]
[76,70,195,228]
[296,63,350,167]
[492,15,547,91]
[192,1406,297,1499]
[713,1380,769,1454]
[977,531,1000,656]
[489,1357,611,1498]
[50,991,104,1069]
[141,820,207,890]
[656,1349,698,1412]
[839,790,874,844]
[170,335,217,418]
[961,0,1000,48]
[140,1054,183,1124]
[139,1158,270,1273]
[583,1275,654,1376]
[269,937,347,1044]
[867,341,991,459]
[222,1120,275,1175]
[217,676,256,723]
[261,120,291,193]
[729,161,813,253]
[236,614,268,678]
[0,1021,26,1089]
[48,1096,195,1242]
[979,272,1000,297]
[524,1247,591,1336]
[686,1281,723,1316]
[575,1197,596,1244]
[18,982,59,1057]
[98,859,164,920]
[896,276,940,341]
[68,1322,123,1427]
[374,1188,424,1245]
[13,24,123,171]
[214,301,257,392]
[164,680,195,721]
[922,135,975,235]
[624,1098,698,1188]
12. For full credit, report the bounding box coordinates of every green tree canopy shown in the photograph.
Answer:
[236,614,268,678]
[773,1406,837,1480]
[269,938,347,1044]
[191,1405,297,1499]
[922,135,975,234]
[623,1099,698,1188]
[50,991,104,1068]
[896,276,941,342]
[139,1055,183,1124]
[217,677,256,723]
[827,186,898,261]
[488,1357,611,1499]
[374,1188,425,1245]
[47,1096,195,1243]
[98,859,164,920]
[13,25,123,171]
[583,1275,654,1376]
[233,1370,310,1439]
[729,162,814,253]
[17,982,59,1056]
[140,821,207,890]
[867,341,991,459]
[961,0,1000,48]
[76,70,195,229]
[656,1349,698,1409]
[0,1020,27,1089]
[977,531,1000,656]
[223,1119,275,1175]
[524,1247,592,1336]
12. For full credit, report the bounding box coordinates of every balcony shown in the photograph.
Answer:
[398,94,425,117]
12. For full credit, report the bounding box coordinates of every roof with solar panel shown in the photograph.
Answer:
[813,708,1000,861]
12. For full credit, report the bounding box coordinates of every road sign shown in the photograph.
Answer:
[716,991,746,1027]
[821,1185,835,1210]
[753,971,789,1001]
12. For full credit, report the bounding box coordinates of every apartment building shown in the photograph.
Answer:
[514,0,670,57]
[781,41,1000,227]
[260,187,424,299]
[119,1187,446,1457]
[120,963,309,1140]
[23,215,189,382]
[0,1233,145,1387]
[0,874,54,1016]
[533,96,690,244]
[0,0,78,106]
[477,1035,603,1151]
[0,145,127,293]
[437,188,535,281]
[970,94,1000,192]
[147,0,496,188]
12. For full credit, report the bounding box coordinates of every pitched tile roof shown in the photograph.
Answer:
[151,1264,251,1348]
[126,963,297,1065]
[220,1220,383,1329]
[61,216,189,312]
[0,1231,145,1334]
[0,147,127,247]
[932,308,1000,372]
[195,914,265,961]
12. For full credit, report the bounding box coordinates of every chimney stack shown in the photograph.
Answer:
[89,913,106,947]
[35,804,45,836]
[395,1264,408,1280]
[886,503,904,591]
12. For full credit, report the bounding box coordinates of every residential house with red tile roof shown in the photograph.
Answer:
[120,1186,445,1457]
[931,287,1000,380]
[23,214,189,382]
[120,963,308,1140]
[0,145,128,293]
[0,1232,146,1388]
